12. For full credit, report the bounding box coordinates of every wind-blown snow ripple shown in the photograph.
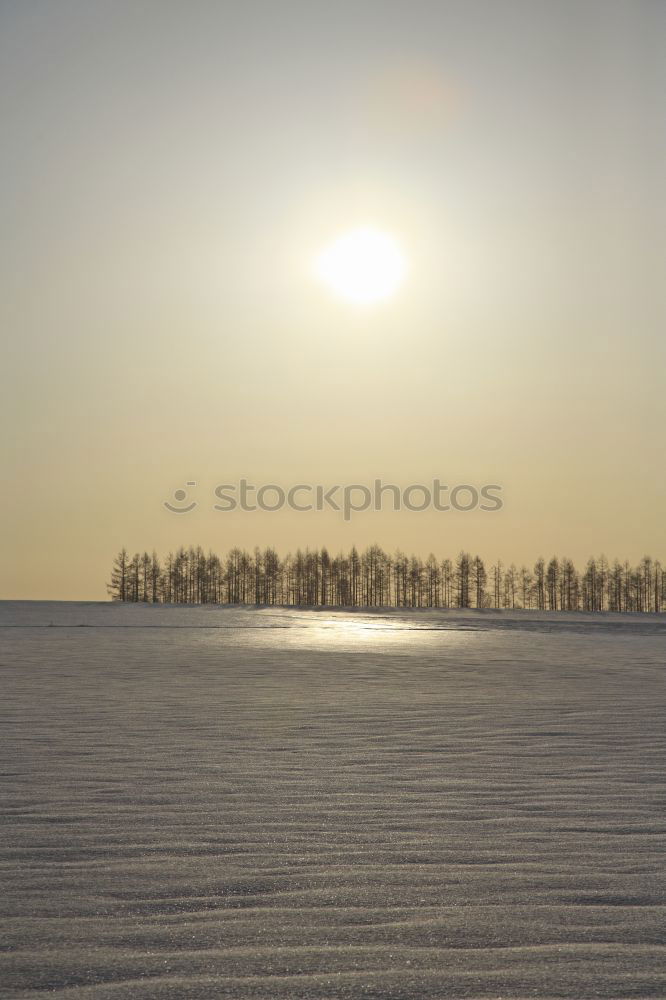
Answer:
[1,603,665,998]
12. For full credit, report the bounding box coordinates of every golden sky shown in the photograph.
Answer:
[2,0,665,599]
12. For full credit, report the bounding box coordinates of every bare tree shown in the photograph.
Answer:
[107,548,129,601]
[106,547,666,613]
[472,555,487,609]
[456,551,471,608]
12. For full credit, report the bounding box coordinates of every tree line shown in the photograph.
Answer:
[107,546,666,612]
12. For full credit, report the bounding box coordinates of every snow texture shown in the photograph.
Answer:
[1,602,665,998]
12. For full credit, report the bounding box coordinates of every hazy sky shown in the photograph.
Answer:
[2,0,665,599]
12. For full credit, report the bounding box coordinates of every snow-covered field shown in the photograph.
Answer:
[1,602,665,999]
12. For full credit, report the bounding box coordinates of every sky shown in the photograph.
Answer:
[1,0,665,599]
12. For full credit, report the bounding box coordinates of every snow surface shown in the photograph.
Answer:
[1,602,665,998]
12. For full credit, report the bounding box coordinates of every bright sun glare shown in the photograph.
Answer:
[314,226,407,304]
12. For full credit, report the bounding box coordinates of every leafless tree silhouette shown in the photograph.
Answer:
[107,548,666,611]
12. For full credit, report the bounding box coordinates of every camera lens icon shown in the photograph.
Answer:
[164,482,198,514]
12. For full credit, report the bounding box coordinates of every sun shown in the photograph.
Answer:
[313,226,407,304]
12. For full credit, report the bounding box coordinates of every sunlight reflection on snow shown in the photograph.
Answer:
[246,611,475,652]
